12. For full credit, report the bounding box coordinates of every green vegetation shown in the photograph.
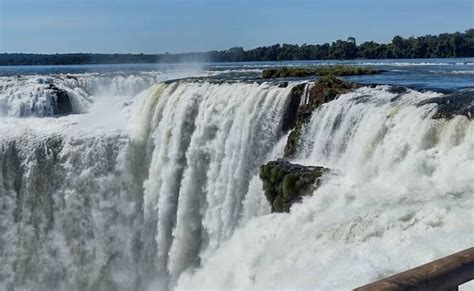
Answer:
[262,65,382,78]
[262,67,316,78]
[1,29,473,65]
[284,76,358,157]
[260,160,328,213]
[314,65,381,76]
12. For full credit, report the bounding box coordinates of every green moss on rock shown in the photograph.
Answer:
[262,65,383,79]
[281,84,306,132]
[260,159,328,213]
[284,76,359,158]
[262,67,315,78]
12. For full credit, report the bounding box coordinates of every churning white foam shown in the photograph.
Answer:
[176,86,474,290]
[0,68,215,118]
[0,80,295,290]
[1,76,472,290]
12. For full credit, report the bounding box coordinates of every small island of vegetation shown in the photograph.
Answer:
[262,65,383,78]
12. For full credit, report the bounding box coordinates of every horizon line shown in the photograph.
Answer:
[1,28,472,55]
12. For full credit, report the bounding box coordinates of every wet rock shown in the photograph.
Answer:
[284,76,359,157]
[260,159,328,213]
[281,83,305,132]
[278,81,289,88]
[65,75,78,81]
[418,90,474,119]
[387,85,408,95]
[48,84,73,115]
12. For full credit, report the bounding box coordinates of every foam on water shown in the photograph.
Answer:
[0,80,294,290]
[135,81,291,288]
[1,72,473,290]
[176,86,474,290]
[0,75,91,117]
[0,69,213,118]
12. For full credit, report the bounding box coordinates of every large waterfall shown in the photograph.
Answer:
[176,86,474,290]
[1,74,473,290]
[0,69,209,117]
[0,78,293,290]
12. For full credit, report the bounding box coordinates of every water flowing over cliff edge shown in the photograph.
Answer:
[0,70,473,290]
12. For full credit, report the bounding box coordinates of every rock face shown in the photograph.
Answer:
[260,159,328,213]
[284,76,359,157]
[418,90,474,119]
[48,84,73,115]
[281,83,305,132]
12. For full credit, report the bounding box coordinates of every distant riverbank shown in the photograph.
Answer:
[1,29,473,66]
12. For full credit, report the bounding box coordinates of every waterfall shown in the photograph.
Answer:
[135,81,291,288]
[0,70,210,117]
[2,77,472,290]
[0,80,294,290]
[176,86,474,290]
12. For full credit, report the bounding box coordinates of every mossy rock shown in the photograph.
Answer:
[281,84,305,132]
[262,67,316,78]
[272,197,285,213]
[262,65,384,79]
[259,159,328,213]
[283,76,359,158]
[282,173,298,199]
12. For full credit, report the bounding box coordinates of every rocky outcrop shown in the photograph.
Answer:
[284,76,359,157]
[262,66,384,79]
[418,90,474,119]
[386,85,409,95]
[260,159,328,213]
[281,83,305,132]
[48,84,73,115]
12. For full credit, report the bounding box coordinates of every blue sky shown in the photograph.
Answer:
[1,0,473,53]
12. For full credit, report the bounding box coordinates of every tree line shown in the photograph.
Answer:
[1,29,473,66]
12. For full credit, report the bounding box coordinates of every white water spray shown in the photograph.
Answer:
[1,76,473,290]
[0,80,294,290]
[176,86,474,290]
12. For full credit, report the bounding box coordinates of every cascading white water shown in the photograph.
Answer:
[0,75,91,116]
[175,86,474,290]
[0,79,294,290]
[1,74,473,291]
[0,69,211,117]
[0,131,143,291]
[134,81,292,289]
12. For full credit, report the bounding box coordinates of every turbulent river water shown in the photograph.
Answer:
[0,59,473,290]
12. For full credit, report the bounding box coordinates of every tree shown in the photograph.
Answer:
[1,29,473,65]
